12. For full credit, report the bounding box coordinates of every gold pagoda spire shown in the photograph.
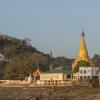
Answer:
[72,31,90,70]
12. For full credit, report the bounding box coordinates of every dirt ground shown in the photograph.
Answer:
[0,86,100,100]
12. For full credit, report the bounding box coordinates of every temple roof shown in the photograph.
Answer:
[72,31,90,70]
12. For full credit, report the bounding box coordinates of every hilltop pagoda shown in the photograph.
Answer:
[72,31,90,70]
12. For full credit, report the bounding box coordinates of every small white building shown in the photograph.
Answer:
[79,67,99,80]
[72,67,100,80]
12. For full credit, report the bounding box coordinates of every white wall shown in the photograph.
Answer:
[79,67,99,77]
[40,73,67,81]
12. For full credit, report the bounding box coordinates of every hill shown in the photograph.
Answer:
[91,54,100,67]
[0,34,73,79]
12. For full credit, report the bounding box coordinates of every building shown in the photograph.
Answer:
[72,67,100,87]
[79,67,100,87]
[39,73,67,85]
[73,67,99,80]
[79,67,99,80]
[36,72,73,85]
[72,31,90,71]
[35,67,72,85]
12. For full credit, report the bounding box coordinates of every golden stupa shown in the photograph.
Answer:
[72,31,90,70]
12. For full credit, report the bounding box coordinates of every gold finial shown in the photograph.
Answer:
[82,31,85,37]
[82,25,85,37]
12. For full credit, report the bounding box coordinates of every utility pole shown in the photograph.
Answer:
[48,49,53,72]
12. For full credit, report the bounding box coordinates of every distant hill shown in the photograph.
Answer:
[91,54,100,67]
[0,34,73,78]
[53,57,73,68]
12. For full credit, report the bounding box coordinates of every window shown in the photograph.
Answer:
[80,70,83,74]
[84,70,86,74]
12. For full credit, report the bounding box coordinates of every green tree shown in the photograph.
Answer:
[73,60,91,73]
[4,52,49,78]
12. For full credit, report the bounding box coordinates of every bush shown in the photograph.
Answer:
[73,60,91,73]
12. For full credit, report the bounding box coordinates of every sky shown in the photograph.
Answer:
[0,0,100,58]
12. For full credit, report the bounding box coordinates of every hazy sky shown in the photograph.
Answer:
[0,0,100,58]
